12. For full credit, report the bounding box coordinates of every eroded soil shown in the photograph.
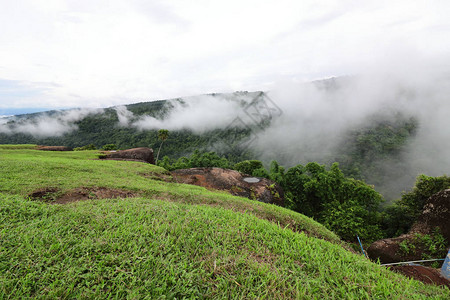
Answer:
[389,265,450,288]
[28,187,138,204]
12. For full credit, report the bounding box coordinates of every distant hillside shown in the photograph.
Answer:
[0,85,421,199]
[0,91,266,161]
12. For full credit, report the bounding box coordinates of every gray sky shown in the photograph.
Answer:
[1,0,449,111]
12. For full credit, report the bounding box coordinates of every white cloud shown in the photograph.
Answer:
[131,94,247,133]
[0,108,103,137]
[0,1,449,109]
[115,105,134,126]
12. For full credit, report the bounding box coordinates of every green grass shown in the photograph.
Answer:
[0,144,36,149]
[0,145,449,298]
[0,146,339,243]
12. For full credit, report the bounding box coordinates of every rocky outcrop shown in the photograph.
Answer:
[37,145,73,151]
[367,189,450,263]
[410,189,450,241]
[171,167,284,206]
[366,234,412,264]
[102,147,155,164]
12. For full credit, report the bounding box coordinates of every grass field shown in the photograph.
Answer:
[1,145,449,298]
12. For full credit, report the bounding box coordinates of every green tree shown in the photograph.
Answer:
[189,150,230,168]
[102,144,118,151]
[155,129,169,164]
[283,162,383,241]
[399,174,450,215]
[381,174,450,237]
[234,160,264,176]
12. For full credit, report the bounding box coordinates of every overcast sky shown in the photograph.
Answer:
[0,0,449,113]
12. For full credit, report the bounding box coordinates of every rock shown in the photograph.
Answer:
[410,189,450,242]
[103,147,155,164]
[367,189,450,263]
[366,234,412,264]
[171,167,284,206]
[37,145,73,151]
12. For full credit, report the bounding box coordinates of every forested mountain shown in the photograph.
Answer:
[0,92,265,161]
[0,88,420,199]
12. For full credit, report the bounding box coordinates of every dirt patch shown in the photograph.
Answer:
[37,145,73,151]
[140,172,173,182]
[28,188,59,201]
[389,265,450,288]
[28,187,138,204]
[101,148,155,164]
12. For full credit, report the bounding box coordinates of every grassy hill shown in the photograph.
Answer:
[0,145,448,298]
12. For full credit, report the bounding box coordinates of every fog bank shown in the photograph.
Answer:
[0,108,103,137]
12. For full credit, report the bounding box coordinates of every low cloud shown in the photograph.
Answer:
[119,94,252,133]
[251,57,450,199]
[115,105,134,126]
[0,108,104,137]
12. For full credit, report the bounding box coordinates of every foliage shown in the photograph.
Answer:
[335,115,418,191]
[397,228,448,262]
[73,144,97,151]
[234,160,264,176]
[268,160,286,186]
[381,174,450,237]
[155,129,169,164]
[251,167,270,178]
[419,228,448,258]
[158,150,231,170]
[102,143,118,151]
[380,203,416,237]
[399,174,450,216]
[157,129,169,141]
[282,162,383,241]
[398,239,416,256]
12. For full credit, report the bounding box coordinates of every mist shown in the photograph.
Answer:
[107,56,450,200]
[2,55,449,200]
[251,58,450,199]
[0,108,103,137]
[117,94,253,133]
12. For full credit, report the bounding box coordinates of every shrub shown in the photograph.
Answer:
[399,174,450,217]
[234,160,264,176]
[102,144,118,151]
[283,162,383,242]
[74,144,97,151]
[382,174,450,237]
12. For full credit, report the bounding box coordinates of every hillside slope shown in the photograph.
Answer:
[0,145,448,298]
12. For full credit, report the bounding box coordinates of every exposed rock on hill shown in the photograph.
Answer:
[390,265,450,288]
[367,189,450,264]
[410,189,450,241]
[102,147,155,164]
[37,145,73,151]
[171,167,284,206]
